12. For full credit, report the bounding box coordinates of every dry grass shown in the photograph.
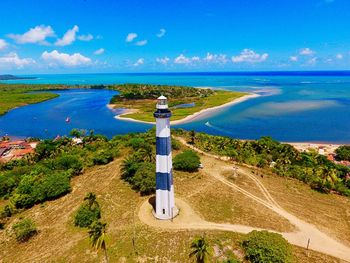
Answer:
[0,156,346,262]
[253,172,350,247]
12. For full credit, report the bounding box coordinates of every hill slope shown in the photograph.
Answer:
[0,148,348,262]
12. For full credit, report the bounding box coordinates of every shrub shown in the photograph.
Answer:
[54,154,83,175]
[242,230,292,263]
[1,205,13,217]
[92,149,114,165]
[12,218,38,242]
[335,145,350,161]
[74,205,101,228]
[11,172,71,209]
[132,162,156,195]
[173,150,200,172]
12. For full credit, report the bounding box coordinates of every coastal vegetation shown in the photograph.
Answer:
[0,129,347,262]
[0,84,60,115]
[12,218,38,242]
[0,83,76,116]
[0,83,246,124]
[0,130,119,217]
[177,129,350,196]
[173,150,201,172]
[108,83,246,122]
[242,231,292,263]
[189,236,212,263]
[335,145,350,161]
[74,192,101,228]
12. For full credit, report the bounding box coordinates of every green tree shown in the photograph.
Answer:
[88,221,108,263]
[335,145,350,161]
[74,192,101,228]
[132,162,156,195]
[84,192,99,209]
[190,130,196,145]
[242,230,292,263]
[174,150,201,172]
[189,236,212,263]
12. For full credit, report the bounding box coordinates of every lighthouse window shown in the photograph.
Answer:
[163,209,165,214]
[159,99,167,105]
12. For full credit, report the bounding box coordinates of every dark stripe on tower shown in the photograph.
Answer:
[156,136,171,156]
[156,171,173,191]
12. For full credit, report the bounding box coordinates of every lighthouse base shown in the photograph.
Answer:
[152,206,179,220]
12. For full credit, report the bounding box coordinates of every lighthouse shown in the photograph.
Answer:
[153,96,178,220]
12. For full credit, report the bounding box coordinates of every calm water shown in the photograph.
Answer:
[1,72,350,143]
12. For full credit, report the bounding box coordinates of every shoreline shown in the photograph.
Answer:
[109,93,260,125]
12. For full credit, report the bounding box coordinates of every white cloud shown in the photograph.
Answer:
[41,50,91,66]
[55,25,79,46]
[336,54,343,59]
[133,58,144,66]
[0,39,8,50]
[156,28,166,38]
[156,57,170,65]
[307,57,317,65]
[232,49,268,63]
[174,54,190,64]
[299,48,315,56]
[78,33,93,41]
[290,56,298,62]
[191,56,200,62]
[94,48,105,55]
[174,54,200,64]
[135,40,148,46]
[126,33,137,42]
[204,52,228,63]
[0,52,35,69]
[7,25,55,44]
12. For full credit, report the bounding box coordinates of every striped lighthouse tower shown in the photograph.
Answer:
[153,96,178,220]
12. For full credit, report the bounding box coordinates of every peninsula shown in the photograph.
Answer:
[108,83,251,124]
[0,74,37,81]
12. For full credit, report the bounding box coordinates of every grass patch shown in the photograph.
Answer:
[0,84,69,115]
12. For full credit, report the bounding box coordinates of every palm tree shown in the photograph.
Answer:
[88,221,108,263]
[84,192,99,210]
[189,236,211,263]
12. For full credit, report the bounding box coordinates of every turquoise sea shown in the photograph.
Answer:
[1,72,350,143]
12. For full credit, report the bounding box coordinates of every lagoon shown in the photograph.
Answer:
[1,72,350,143]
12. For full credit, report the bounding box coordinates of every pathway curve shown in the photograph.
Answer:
[138,136,350,262]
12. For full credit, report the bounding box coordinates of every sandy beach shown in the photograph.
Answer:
[108,93,260,125]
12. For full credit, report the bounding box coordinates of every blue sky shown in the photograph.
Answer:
[0,0,350,73]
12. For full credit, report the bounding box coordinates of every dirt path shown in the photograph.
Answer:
[138,137,350,262]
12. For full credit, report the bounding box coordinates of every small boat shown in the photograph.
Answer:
[65,117,71,123]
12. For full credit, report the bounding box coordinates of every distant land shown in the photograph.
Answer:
[0,74,37,80]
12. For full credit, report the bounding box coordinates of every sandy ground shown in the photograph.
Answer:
[138,137,350,262]
[109,93,260,125]
[288,142,342,155]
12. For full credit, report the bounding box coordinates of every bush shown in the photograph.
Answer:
[74,205,101,228]
[12,218,38,242]
[1,205,13,217]
[335,145,350,161]
[11,172,71,209]
[54,154,83,175]
[92,149,114,165]
[173,150,200,172]
[242,230,292,263]
[132,162,156,195]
